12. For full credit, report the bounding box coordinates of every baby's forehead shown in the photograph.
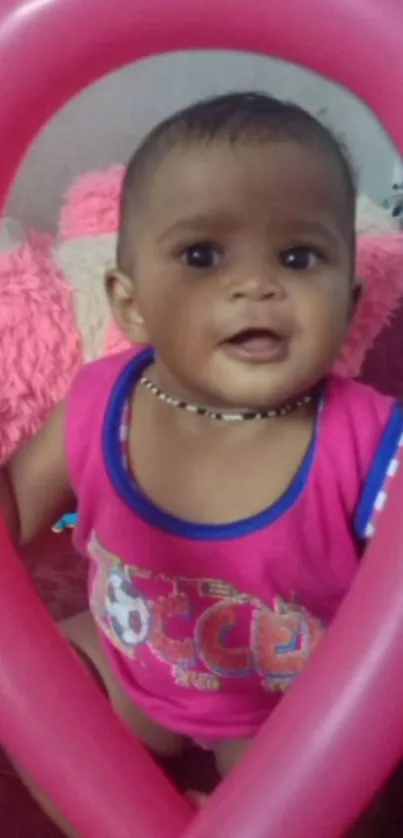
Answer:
[137,139,352,237]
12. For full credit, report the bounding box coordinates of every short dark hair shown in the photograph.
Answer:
[117,91,357,273]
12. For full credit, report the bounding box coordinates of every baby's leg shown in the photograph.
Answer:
[62,612,184,755]
[213,737,252,777]
[9,610,185,838]
[186,739,250,809]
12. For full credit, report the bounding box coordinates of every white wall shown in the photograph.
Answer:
[5,50,400,234]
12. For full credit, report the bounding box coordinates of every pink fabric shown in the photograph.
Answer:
[334,233,403,377]
[0,234,82,462]
[60,165,123,239]
[65,348,394,739]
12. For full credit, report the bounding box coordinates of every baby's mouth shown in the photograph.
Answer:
[222,328,288,363]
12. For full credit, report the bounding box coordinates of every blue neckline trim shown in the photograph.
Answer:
[103,347,319,541]
[354,401,403,540]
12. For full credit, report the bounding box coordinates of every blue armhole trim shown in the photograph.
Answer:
[354,402,403,541]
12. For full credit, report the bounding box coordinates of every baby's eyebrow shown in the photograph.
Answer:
[157,214,230,243]
[156,214,347,251]
[280,218,342,239]
[279,218,347,251]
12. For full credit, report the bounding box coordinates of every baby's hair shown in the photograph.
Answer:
[117,91,357,274]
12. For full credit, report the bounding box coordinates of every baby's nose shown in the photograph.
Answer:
[231,270,285,301]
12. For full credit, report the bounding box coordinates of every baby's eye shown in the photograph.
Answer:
[180,243,222,269]
[280,246,323,271]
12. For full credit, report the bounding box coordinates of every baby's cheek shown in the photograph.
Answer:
[313,320,348,371]
[308,282,349,331]
[299,306,346,372]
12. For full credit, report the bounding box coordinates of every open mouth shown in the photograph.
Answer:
[223,328,287,362]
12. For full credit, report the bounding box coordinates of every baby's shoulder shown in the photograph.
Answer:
[323,375,398,451]
[70,347,137,398]
[319,376,403,540]
[65,348,140,487]
[326,374,395,419]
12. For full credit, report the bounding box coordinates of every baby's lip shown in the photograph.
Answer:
[221,327,289,363]
[226,324,284,341]
[224,317,290,343]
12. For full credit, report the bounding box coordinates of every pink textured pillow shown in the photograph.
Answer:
[335,233,403,377]
[60,165,123,238]
[59,166,403,377]
[0,234,82,461]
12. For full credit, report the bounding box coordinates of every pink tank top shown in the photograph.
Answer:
[66,347,403,739]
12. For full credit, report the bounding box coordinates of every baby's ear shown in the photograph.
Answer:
[105,269,149,344]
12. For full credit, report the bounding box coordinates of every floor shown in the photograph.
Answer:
[3,305,403,836]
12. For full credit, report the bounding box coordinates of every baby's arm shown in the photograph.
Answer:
[0,401,75,545]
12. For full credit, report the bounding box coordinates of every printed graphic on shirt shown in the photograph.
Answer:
[88,532,325,694]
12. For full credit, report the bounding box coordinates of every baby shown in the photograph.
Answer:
[2,92,401,836]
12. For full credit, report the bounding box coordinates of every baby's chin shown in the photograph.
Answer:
[203,363,306,413]
[208,342,332,411]
[201,380,302,414]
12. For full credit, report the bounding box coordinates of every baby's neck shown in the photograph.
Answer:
[144,358,315,421]
[134,375,317,449]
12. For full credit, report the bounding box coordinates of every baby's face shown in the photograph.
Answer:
[127,139,355,409]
